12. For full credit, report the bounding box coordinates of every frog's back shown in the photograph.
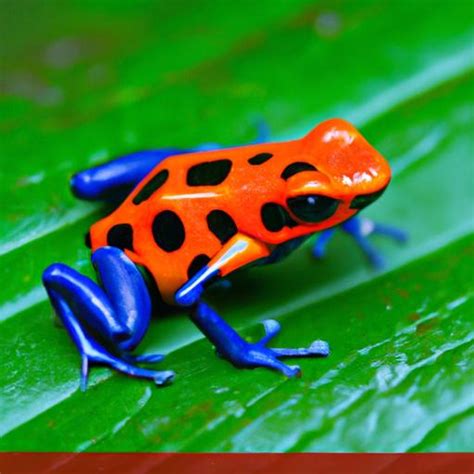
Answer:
[88,138,300,304]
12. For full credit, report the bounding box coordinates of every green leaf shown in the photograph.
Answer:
[0,0,473,452]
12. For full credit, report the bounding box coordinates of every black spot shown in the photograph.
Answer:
[281,162,317,180]
[350,186,388,210]
[84,231,91,248]
[152,210,185,252]
[187,159,232,186]
[248,152,273,165]
[261,203,298,232]
[187,254,211,279]
[107,223,134,251]
[207,210,238,244]
[133,169,169,205]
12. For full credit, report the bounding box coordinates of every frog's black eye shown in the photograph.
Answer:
[287,195,339,223]
[350,187,387,210]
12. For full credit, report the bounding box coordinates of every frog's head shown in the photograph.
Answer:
[284,118,391,231]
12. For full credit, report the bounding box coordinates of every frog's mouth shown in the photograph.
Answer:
[349,184,388,210]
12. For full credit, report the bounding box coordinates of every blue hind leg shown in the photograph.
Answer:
[42,247,174,390]
[71,122,270,202]
[313,216,408,269]
[71,148,193,202]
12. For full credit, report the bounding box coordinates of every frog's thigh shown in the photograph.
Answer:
[43,247,152,349]
[42,247,174,389]
[71,148,189,201]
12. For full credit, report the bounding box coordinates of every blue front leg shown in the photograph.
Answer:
[189,302,329,378]
[175,266,220,307]
[313,216,408,269]
[43,247,174,390]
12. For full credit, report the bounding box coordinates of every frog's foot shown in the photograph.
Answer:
[78,336,174,391]
[42,248,175,390]
[241,319,329,377]
[191,302,329,378]
[313,215,408,269]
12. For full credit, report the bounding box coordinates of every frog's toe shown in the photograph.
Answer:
[357,239,387,270]
[78,338,174,390]
[258,319,329,359]
[308,339,330,356]
[153,370,175,386]
[242,321,329,376]
[265,360,301,379]
[270,340,330,359]
[124,352,166,364]
[370,221,409,243]
[239,346,302,378]
[312,229,337,260]
[258,319,281,345]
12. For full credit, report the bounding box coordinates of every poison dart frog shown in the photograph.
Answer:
[43,119,406,389]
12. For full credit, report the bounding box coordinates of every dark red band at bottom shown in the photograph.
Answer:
[0,452,472,474]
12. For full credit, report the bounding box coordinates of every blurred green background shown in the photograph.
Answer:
[1,0,473,452]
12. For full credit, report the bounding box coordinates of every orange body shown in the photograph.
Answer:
[89,119,391,304]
